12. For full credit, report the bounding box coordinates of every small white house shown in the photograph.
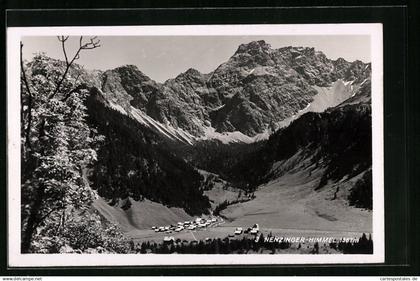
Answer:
[250,229,259,234]
[163,236,175,242]
[234,227,243,235]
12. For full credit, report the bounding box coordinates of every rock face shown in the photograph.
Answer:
[101,65,158,111]
[100,66,212,136]
[97,40,371,140]
[207,42,317,136]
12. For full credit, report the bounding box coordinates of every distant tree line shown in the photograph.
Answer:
[129,232,373,254]
[330,233,373,254]
[132,233,291,254]
[45,229,372,255]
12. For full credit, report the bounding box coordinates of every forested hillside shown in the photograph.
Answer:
[86,89,210,215]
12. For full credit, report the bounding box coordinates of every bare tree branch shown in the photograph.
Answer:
[49,36,100,99]
[57,36,70,66]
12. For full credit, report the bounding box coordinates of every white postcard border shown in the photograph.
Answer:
[7,23,384,267]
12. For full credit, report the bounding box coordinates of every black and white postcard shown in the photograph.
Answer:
[7,24,384,266]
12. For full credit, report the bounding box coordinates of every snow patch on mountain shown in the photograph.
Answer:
[198,126,270,144]
[129,106,196,145]
[108,101,128,115]
[107,100,196,145]
[277,79,355,129]
[310,79,355,112]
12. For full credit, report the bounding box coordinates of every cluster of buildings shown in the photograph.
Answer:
[152,216,222,234]
[231,224,260,236]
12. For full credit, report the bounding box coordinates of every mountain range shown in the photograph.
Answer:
[94,40,371,144]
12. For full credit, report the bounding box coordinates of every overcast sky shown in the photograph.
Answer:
[22,35,370,83]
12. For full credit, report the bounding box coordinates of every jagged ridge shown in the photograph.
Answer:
[98,40,371,139]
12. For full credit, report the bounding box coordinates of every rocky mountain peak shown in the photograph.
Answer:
[113,64,152,83]
[174,68,205,82]
[277,46,317,57]
[235,40,272,55]
[184,67,202,76]
[335,57,348,64]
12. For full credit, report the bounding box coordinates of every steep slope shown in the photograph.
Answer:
[206,41,371,136]
[92,197,192,232]
[227,101,371,191]
[338,78,372,107]
[86,88,211,216]
[207,41,318,136]
[101,65,213,138]
[221,160,371,233]
[217,83,372,232]
[100,65,198,144]
[198,169,251,209]
[276,79,356,128]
